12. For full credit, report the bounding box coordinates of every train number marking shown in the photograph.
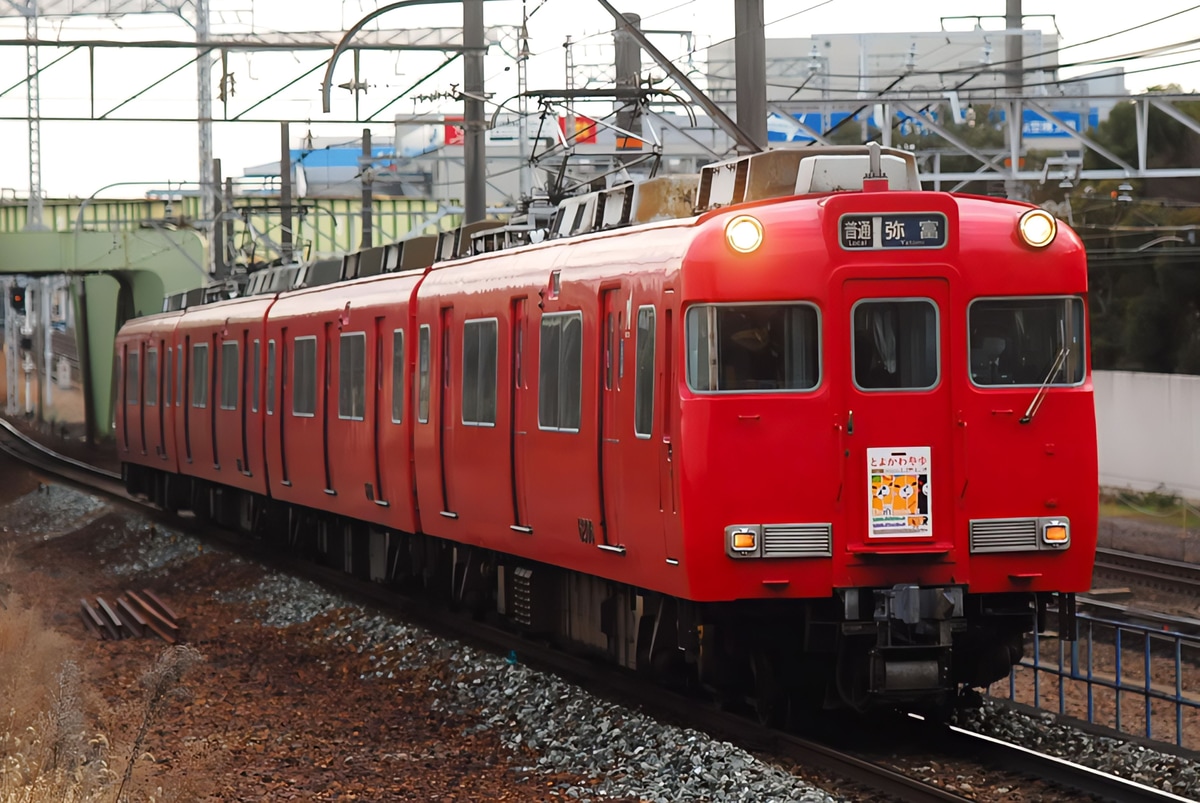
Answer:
[577,518,596,544]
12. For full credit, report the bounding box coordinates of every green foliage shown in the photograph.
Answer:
[1122,288,1175,371]
[1087,86,1200,173]
[1075,89,1200,375]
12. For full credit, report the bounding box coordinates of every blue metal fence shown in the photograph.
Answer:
[999,599,1200,748]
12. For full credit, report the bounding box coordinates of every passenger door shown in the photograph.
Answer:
[599,288,625,548]
[438,306,456,518]
[510,298,532,532]
[841,277,954,555]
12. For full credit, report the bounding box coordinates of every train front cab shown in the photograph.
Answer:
[675,188,1096,711]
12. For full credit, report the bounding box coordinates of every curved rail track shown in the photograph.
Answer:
[0,421,1189,803]
[0,419,122,490]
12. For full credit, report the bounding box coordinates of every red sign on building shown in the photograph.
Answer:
[444,116,465,146]
[558,115,599,144]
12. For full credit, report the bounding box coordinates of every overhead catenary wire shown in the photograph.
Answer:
[761,36,1200,88]
[677,4,1200,99]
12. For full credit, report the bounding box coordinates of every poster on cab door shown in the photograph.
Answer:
[868,447,931,538]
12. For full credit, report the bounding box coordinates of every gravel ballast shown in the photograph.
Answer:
[8,481,1200,801]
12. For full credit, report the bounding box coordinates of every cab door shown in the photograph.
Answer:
[840,277,955,558]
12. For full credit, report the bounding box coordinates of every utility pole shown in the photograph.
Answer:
[564,35,576,141]
[1006,0,1024,200]
[361,128,374,249]
[463,0,486,223]
[213,158,225,277]
[734,0,767,151]
[1006,0,1023,93]
[517,3,531,199]
[614,12,642,153]
[196,0,214,271]
[24,0,44,231]
[280,123,293,262]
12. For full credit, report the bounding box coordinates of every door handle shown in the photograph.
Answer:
[846,409,854,436]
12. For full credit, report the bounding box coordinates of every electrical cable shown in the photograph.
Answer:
[671,4,1200,96]
[761,36,1200,86]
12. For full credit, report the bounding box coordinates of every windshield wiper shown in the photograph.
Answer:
[1019,344,1070,424]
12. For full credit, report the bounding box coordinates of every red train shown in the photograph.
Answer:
[115,145,1097,720]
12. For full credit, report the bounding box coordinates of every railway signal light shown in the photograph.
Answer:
[9,286,26,314]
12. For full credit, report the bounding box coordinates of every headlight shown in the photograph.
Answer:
[1018,209,1057,248]
[725,215,764,253]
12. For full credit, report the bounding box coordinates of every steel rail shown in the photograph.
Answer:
[1093,547,1200,596]
[0,418,121,482]
[940,721,1194,803]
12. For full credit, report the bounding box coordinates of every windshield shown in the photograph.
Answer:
[686,303,820,392]
[969,297,1085,386]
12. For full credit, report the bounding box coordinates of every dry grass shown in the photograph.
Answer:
[114,645,205,803]
[0,593,205,803]
[0,597,112,802]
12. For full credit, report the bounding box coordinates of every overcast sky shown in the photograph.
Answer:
[0,0,1197,199]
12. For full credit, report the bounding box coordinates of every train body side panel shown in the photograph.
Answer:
[414,225,694,596]
[115,312,183,476]
[263,274,423,534]
[172,297,273,497]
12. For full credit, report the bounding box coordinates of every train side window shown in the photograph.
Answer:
[538,311,583,431]
[293,336,317,417]
[175,345,183,407]
[266,340,276,415]
[338,331,366,420]
[968,296,1085,386]
[634,306,655,437]
[686,303,820,393]
[391,329,404,423]
[220,341,239,410]
[164,348,172,407]
[251,340,261,413]
[126,350,140,405]
[417,325,431,423]
[145,348,158,407]
[852,300,938,391]
[191,343,208,408]
[462,319,498,426]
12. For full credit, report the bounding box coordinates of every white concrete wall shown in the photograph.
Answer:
[1094,370,1200,499]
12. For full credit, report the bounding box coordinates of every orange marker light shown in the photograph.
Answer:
[1043,522,1069,544]
[732,531,758,551]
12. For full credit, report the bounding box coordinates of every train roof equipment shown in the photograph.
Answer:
[159,144,925,314]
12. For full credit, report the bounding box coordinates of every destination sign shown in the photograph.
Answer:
[839,213,948,250]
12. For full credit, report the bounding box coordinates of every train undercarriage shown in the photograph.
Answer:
[125,465,1065,722]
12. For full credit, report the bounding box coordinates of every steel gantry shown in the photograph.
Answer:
[0,0,510,261]
[764,91,1200,189]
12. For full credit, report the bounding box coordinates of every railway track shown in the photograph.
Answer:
[0,419,123,492]
[0,422,1189,803]
[1093,546,1200,597]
